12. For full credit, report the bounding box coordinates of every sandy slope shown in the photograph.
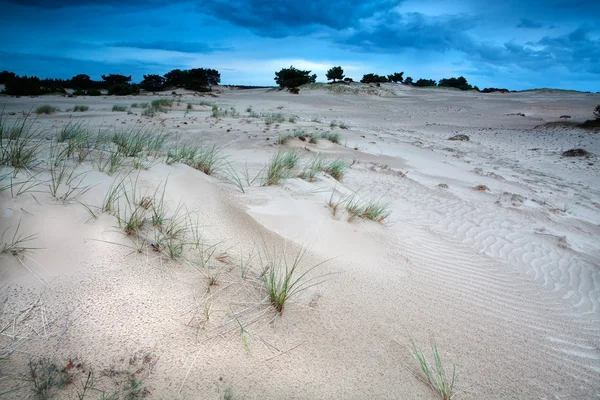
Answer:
[0,85,599,399]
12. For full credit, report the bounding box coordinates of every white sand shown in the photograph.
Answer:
[0,85,599,399]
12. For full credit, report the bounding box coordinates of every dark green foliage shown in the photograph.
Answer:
[387,72,404,83]
[275,66,317,89]
[108,83,140,96]
[438,76,473,91]
[343,77,354,83]
[140,74,166,92]
[3,75,44,95]
[101,74,132,86]
[413,78,437,87]
[593,104,600,119]
[326,66,345,82]
[70,74,95,90]
[360,73,388,84]
[480,87,509,93]
[163,68,220,91]
[473,85,480,91]
[0,70,17,84]
[404,76,413,85]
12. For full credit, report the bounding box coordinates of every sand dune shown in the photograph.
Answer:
[1,85,599,399]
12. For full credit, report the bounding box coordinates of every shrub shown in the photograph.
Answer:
[86,89,102,96]
[438,76,473,91]
[73,105,89,112]
[35,105,58,115]
[594,104,600,120]
[413,79,437,87]
[326,66,345,82]
[112,105,128,112]
[140,74,166,92]
[360,73,388,84]
[275,66,316,89]
[387,72,404,83]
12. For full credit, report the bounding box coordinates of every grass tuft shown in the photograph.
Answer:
[35,105,58,115]
[166,142,224,175]
[265,151,300,185]
[1,219,38,255]
[73,105,89,112]
[410,339,456,400]
[260,243,325,315]
[112,105,128,112]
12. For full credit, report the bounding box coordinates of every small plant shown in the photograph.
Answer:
[166,142,224,175]
[311,117,321,123]
[265,151,294,185]
[282,149,301,169]
[0,111,39,169]
[131,103,139,108]
[73,105,89,112]
[211,105,228,118]
[261,243,325,315]
[277,134,293,145]
[187,103,193,110]
[48,163,91,202]
[264,113,285,125]
[410,339,456,400]
[35,105,58,115]
[329,120,338,128]
[594,104,600,119]
[338,121,348,129]
[1,220,38,255]
[323,158,348,181]
[288,116,297,123]
[112,105,128,112]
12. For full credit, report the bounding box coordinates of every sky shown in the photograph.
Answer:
[1,0,599,91]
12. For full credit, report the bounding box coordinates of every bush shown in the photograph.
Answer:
[112,105,128,112]
[387,72,404,83]
[275,66,316,89]
[140,74,166,92]
[35,105,58,115]
[413,79,437,87]
[480,87,509,93]
[360,73,388,84]
[404,77,413,85]
[4,76,44,95]
[73,105,89,112]
[343,77,354,83]
[593,104,600,120]
[86,89,102,96]
[438,76,473,91]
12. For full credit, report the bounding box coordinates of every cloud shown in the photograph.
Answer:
[110,41,231,53]
[516,18,543,29]
[197,0,404,37]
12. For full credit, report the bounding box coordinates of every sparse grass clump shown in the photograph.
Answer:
[111,126,167,157]
[344,194,390,223]
[264,150,301,185]
[0,111,39,169]
[323,158,348,180]
[150,99,173,113]
[1,220,38,255]
[211,105,228,118]
[112,105,128,112]
[264,113,285,125]
[73,105,89,112]
[410,339,456,400]
[166,142,224,175]
[260,244,325,315]
[297,155,347,182]
[35,105,58,115]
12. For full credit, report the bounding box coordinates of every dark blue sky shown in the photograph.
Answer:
[1,0,599,90]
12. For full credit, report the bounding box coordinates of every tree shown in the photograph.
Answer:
[404,76,413,85]
[413,78,437,87]
[101,74,131,86]
[164,69,186,87]
[0,71,17,84]
[326,66,344,82]
[438,76,472,91]
[594,104,600,120]
[274,66,316,89]
[140,74,166,92]
[343,77,354,83]
[360,73,388,84]
[70,74,94,90]
[4,75,44,95]
[387,72,404,83]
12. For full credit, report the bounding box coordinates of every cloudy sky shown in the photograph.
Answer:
[1,0,599,91]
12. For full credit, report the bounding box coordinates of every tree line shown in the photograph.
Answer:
[0,65,510,96]
[0,68,220,96]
